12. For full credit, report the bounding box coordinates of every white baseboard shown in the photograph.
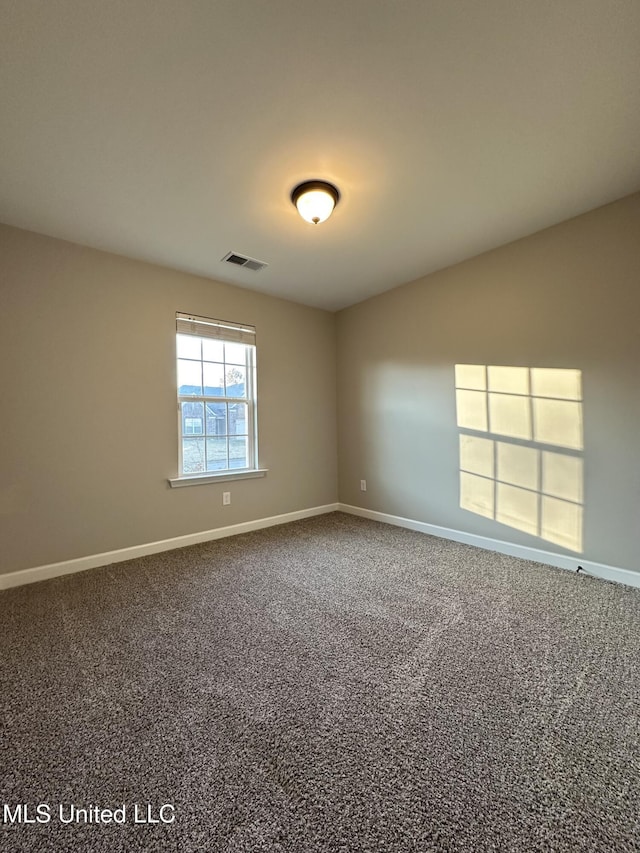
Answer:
[339,503,640,590]
[0,503,340,591]
[4,501,638,593]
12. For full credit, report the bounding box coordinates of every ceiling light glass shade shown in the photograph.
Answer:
[291,180,340,225]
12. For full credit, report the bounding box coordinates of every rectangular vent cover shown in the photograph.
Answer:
[221,251,268,272]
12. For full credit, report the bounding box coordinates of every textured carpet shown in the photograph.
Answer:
[1,512,639,852]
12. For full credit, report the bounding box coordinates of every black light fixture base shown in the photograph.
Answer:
[290,180,341,208]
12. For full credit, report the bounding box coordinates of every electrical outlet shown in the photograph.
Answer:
[360,479,367,492]
[222,491,231,506]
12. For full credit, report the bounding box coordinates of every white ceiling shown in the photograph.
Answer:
[1,1,639,311]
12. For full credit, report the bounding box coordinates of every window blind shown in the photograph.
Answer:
[176,312,256,345]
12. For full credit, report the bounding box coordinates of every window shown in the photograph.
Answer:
[175,312,259,480]
[183,417,203,435]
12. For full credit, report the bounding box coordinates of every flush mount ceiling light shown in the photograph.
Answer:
[291,180,340,225]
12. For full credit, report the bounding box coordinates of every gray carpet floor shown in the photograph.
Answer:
[1,512,639,852]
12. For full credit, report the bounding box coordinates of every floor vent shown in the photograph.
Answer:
[221,251,268,272]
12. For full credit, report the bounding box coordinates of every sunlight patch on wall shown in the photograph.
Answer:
[456,366,584,552]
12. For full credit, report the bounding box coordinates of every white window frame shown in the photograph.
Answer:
[169,313,267,487]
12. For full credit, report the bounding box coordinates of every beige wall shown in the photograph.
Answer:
[337,193,640,574]
[0,225,338,575]
[3,193,639,578]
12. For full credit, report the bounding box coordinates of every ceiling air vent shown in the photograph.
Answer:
[221,251,268,272]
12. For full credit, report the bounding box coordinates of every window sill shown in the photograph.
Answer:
[168,469,268,488]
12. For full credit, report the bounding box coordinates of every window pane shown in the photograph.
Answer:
[203,362,225,396]
[228,403,248,435]
[224,342,246,365]
[206,402,227,436]
[177,334,201,360]
[178,359,202,395]
[202,338,223,362]
[225,365,246,397]
[181,401,204,435]
[206,437,228,471]
[182,437,205,474]
[229,435,248,468]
